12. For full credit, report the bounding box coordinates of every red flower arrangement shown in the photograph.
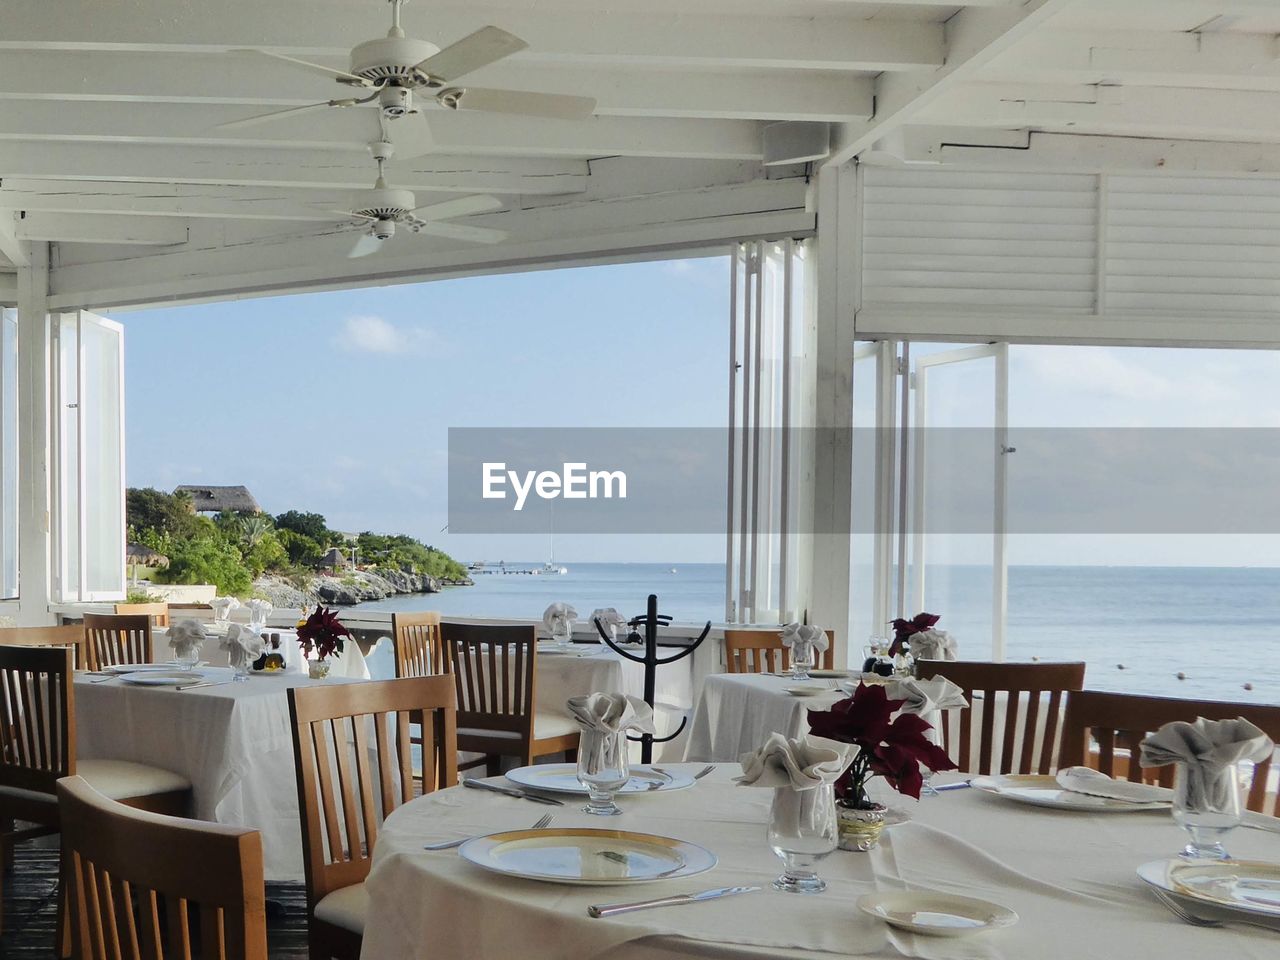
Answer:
[296,606,350,661]
[888,612,940,658]
[807,682,957,806]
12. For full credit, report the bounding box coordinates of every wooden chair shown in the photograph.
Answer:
[0,645,190,952]
[57,775,266,960]
[723,628,836,674]
[114,601,170,628]
[1061,690,1280,815]
[83,613,154,672]
[443,622,580,776]
[0,624,88,670]
[915,660,1087,776]
[288,675,458,960]
[391,611,448,678]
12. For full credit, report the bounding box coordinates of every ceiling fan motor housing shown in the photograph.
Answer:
[348,36,441,87]
[352,185,418,224]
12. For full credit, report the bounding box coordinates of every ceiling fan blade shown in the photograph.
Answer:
[231,49,373,87]
[348,233,385,259]
[413,221,507,245]
[415,26,527,82]
[216,100,355,130]
[412,195,503,221]
[439,87,596,120]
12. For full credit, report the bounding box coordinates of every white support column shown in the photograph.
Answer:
[808,161,858,664]
[16,242,52,625]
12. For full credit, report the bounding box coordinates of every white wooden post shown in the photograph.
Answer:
[16,242,52,625]
[807,161,857,664]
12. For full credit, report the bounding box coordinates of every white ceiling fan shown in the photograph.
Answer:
[332,141,507,258]
[220,0,596,131]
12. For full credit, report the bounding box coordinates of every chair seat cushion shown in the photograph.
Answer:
[457,711,580,744]
[314,882,367,934]
[0,759,189,807]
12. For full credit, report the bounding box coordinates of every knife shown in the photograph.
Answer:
[176,680,236,692]
[462,778,564,806]
[932,779,973,792]
[589,885,759,919]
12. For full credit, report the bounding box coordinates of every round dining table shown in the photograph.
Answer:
[359,764,1280,959]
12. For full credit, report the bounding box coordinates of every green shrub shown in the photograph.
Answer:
[153,537,252,595]
[275,510,336,546]
[278,529,325,567]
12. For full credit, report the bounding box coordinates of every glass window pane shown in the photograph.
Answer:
[81,313,124,598]
[0,309,16,599]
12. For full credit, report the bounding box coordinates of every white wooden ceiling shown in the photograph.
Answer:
[4,0,1280,306]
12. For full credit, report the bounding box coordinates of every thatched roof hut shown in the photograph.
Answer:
[174,485,262,514]
[126,542,169,567]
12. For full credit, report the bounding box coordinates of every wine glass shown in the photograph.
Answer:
[1172,763,1242,860]
[789,640,815,681]
[577,728,629,816]
[767,783,838,893]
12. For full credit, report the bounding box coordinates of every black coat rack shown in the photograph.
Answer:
[594,593,710,764]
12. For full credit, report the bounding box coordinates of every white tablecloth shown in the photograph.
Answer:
[74,667,365,880]
[685,673,844,762]
[359,765,1280,960]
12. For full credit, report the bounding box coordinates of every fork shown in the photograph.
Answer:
[423,813,553,851]
[693,765,715,780]
[1151,889,1223,927]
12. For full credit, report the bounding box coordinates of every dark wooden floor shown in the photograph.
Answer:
[2,845,309,958]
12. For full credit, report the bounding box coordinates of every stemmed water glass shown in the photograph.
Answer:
[767,782,839,893]
[577,728,629,816]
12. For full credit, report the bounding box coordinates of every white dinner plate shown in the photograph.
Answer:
[536,643,583,656]
[459,827,716,885]
[858,892,1018,937]
[104,662,195,674]
[783,685,829,698]
[505,763,696,796]
[972,774,1170,812]
[1140,860,1280,918]
[808,669,856,679]
[119,671,203,686]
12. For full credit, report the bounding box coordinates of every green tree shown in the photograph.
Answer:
[153,537,251,595]
[242,528,287,577]
[275,510,335,545]
[356,531,468,580]
[278,528,325,567]
[126,487,202,549]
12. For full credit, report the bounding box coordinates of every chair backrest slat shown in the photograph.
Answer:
[288,676,458,905]
[1061,689,1280,815]
[391,612,447,678]
[0,644,75,794]
[916,661,1087,776]
[723,629,836,675]
[58,775,266,960]
[83,614,154,673]
[442,623,536,734]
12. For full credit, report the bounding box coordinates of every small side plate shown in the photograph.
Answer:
[972,774,1168,812]
[120,671,204,686]
[858,892,1018,937]
[783,685,828,697]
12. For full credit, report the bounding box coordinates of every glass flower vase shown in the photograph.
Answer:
[767,782,838,893]
[308,658,331,681]
[1173,762,1242,860]
[577,728,629,815]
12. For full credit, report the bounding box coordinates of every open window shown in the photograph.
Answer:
[52,310,125,602]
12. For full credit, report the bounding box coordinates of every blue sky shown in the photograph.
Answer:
[113,256,730,563]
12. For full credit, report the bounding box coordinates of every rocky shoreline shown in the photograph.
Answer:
[252,568,474,608]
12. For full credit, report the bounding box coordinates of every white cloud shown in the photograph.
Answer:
[335,314,437,355]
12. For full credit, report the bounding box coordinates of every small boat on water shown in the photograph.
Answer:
[542,560,568,575]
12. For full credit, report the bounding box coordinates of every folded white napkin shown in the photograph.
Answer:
[220,623,265,669]
[1055,766,1173,803]
[780,623,829,652]
[1140,717,1275,810]
[736,732,853,791]
[567,692,655,735]
[211,596,240,620]
[590,607,625,640]
[543,602,577,640]
[167,619,207,658]
[908,628,957,661]
[246,598,273,623]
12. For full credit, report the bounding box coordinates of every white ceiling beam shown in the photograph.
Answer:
[988,30,1280,90]
[0,102,766,161]
[895,128,1280,177]
[14,212,188,246]
[826,0,1079,166]
[0,51,874,122]
[0,214,28,267]
[0,142,587,194]
[919,83,1280,143]
[1,3,942,71]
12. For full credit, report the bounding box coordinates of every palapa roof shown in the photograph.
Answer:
[174,485,262,514]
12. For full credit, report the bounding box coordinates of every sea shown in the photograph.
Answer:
[360,563,1280,705]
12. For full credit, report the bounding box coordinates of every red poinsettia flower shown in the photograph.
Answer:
[807,682,957,803]
[888,612,941,657]
[296,606,351,661]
